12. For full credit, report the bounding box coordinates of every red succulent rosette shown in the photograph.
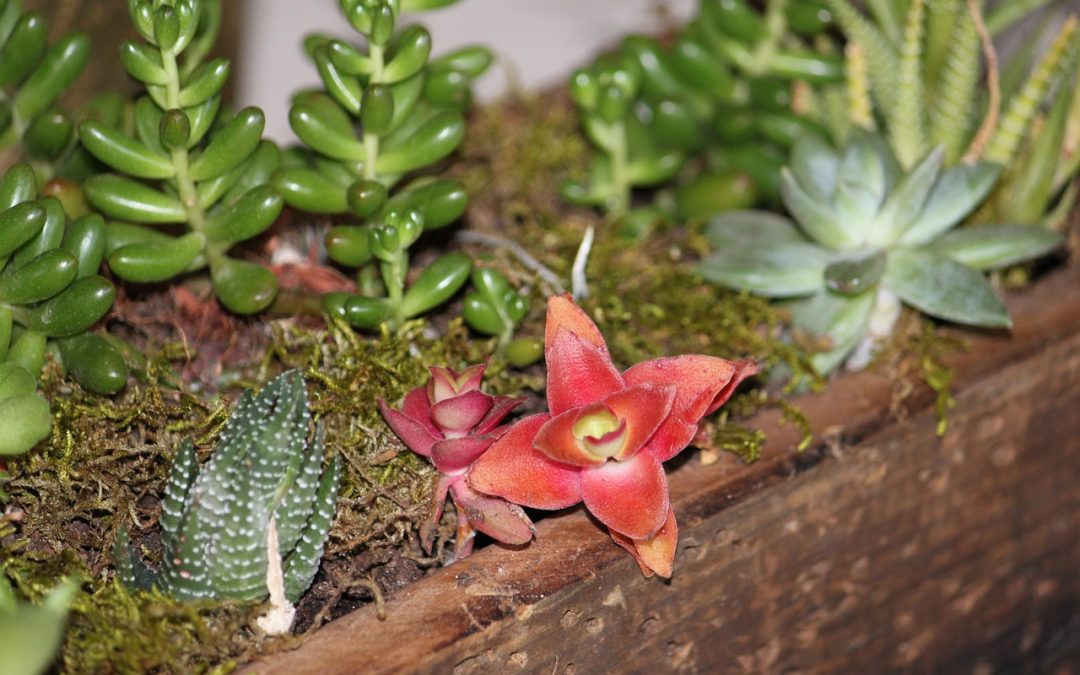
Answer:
[469,294,757,577]
[378,364,530,559]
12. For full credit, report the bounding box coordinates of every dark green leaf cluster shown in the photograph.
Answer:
[277,0,492,330]
[462,267,541,365]
[77,0,283,314]
[698,131,1062,373]
[0,0,90,173]
[0,164,128,456]
[564,0,843,221]
[115,370,340,609]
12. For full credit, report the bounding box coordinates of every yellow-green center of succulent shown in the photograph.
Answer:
[572,405,626,459]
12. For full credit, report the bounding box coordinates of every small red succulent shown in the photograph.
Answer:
[469,294,757,577]
[378,365,532,559]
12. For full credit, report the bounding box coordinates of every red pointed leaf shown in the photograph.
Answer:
[546,329,623,415]
[474,395,525,435]
[545,293,607,352]
[610,507,678,578]
[580,451,669,540]
[420,475,453,554]
[401,387,440,437]
[624,355,757,462]
[430,390,494,434]
[468,414,583,510]
[534,406,609,467]
[431,435,495,473]
[378,399,439,457]
[603,385,675,460]
[450,481,535,545]
[429,364,486,403]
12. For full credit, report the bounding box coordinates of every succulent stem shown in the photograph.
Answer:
[846,286,901,371]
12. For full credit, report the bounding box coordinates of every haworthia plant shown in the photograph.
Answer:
[114,370,340,632]
[0,0,90,175]
[278,0,491,331]
[78,0,284,314]
[826,0,1080,224]
[698,131,1062,374]
[0,164,126,409]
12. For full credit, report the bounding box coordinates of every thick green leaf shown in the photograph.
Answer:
[0,361,36,402]
[399,251,472,318]
[290,100,366,161]
[0,13,46,87]
[177,57,229,107]
[377,110,465,174]
[315,46,361,115]
[700,210,830,296]
[188,107,264,181]
[343,295,392,329]
[0,163,37,210]
[23,110,74,160]
[884,248,1010,327]
[936,224,1062,270]
[0,249,78,304]
[13,32,89,120]
[204,185,282,244]
[383,25,431,83]
[119,40,168,85]
[273,166,348,214]
[11,196,65,267]
[108,232,205,282]
[210,257,278,314]
[900,162,1001,245]
[833,135,887,228]
[386,178,466,229]
[60,213,106,278]
[58,332,128,394]
[23,274,114,337]
[84,174,187,223]
[325,225,372,267]
[0,393,51,455]
[428,45,493,78]
[5,329,45,375]
[79,120,175,179]
[0,201,46,259]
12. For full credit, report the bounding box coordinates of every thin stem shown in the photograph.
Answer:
[362,44,385,181]
[161,49,207,231]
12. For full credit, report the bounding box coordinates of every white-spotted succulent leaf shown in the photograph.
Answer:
[114,370,340,609]
[699,131,1062,373]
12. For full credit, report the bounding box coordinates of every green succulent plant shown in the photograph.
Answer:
[461,266,541,365]
[114,370,340,634]
[824,0,1080,226]
[0,573,74,675]
[0,164,125,407]
[77,0,284,315]
[0,0,90,176]
[563,0,844,221]
[277,0,490,331]
[698,131,1062,374]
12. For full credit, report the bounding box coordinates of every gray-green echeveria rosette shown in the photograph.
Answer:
[698,131,1063,374]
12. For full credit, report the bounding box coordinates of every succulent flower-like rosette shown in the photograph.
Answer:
[469,295,757,577]
[378,365,531,559]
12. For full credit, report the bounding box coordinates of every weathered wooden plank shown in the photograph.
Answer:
[249,263,1080,674]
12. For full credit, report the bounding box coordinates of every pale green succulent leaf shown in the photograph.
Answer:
[884,248,1011,327]
[936,224,1062,270]
[868,145,944,246]
[899,161,1001,245]
[785,290,875,374]
[788,133,839,202]
[833,135,887,228]
[824,249,887,296]
[780,168,861,250]
[698,215,830,297]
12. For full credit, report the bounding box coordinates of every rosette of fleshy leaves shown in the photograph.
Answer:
[114,370,340,635]
[825,0,1080,227]
[77,0,284,314]
[698,131,1062,374]
[277,0,492,331]
[378,364,532,560]
[1,164,129,455]
[0,0,89,178]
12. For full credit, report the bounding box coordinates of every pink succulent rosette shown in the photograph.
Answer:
[469,294,757,577]
[378,365,531,559]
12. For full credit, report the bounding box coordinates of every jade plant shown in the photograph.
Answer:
[461,267,540,365]
[0,164,123,407]
[825,0,1080,226]
[78,0,284,314]
[0,0,90,176]
[563,0,844,221]
[114,369,340,635]
[378,364,531,560]
[698,131,1063,374]
[468,295,757,578]
[278,0,492,331]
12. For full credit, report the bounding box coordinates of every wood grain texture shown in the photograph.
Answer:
[247,263,1080,674]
